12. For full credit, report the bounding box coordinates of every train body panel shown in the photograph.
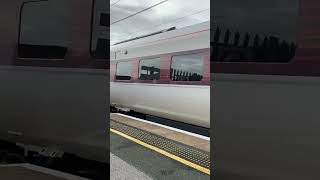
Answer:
[111,82,210,128]
[0,66,109,163]
[0,0,108,163]
[212,0,320,179]
[110,22,210,129]
[111,22,210,61]
[212,73,320,179]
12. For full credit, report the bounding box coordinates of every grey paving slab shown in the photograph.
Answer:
[111,153,153,180]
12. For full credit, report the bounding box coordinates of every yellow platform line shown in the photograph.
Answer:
[110,128,210,175]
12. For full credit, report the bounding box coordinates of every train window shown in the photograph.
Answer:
[100,13,108,26]
[139,58,161,80]
[212,0,299,63]
[18,0,70,59]
[170,53,203,81]
[91,0,108,59]
[116,62,132,80]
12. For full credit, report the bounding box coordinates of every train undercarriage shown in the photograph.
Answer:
[0,140,108,180]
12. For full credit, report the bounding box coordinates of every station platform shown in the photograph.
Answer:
[110,113,210,180]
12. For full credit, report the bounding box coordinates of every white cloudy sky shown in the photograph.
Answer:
[110,0,210,44]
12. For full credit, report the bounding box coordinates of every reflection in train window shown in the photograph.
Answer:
[19,0,70,59]
[116,62,132,80]
[170,54,203,81]
[91,0,108,59]
[139,58,161,80]
[212,0,299,63]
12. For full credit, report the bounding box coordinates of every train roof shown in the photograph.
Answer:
[110,21,210,61]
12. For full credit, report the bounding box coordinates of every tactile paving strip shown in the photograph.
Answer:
[110,120,210,170]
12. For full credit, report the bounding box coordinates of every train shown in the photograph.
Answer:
[212,0,320,179]
[110,21,210,129]
[0,0,108,164]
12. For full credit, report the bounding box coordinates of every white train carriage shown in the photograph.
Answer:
[110,22,210,128]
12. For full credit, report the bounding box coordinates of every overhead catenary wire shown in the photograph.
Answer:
[110,0,121,7]
[110,0,169,25]
[128,8,209,38]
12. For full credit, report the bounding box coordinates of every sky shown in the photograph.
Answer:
[110,0,210,45]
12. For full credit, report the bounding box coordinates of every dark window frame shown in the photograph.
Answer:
[100,13,108,26]
[90,0,108,60]
[170,53,204,82]
[16,0,69,65]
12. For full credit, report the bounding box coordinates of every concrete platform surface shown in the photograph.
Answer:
[111,153,152,180]
[110,132,210,180]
